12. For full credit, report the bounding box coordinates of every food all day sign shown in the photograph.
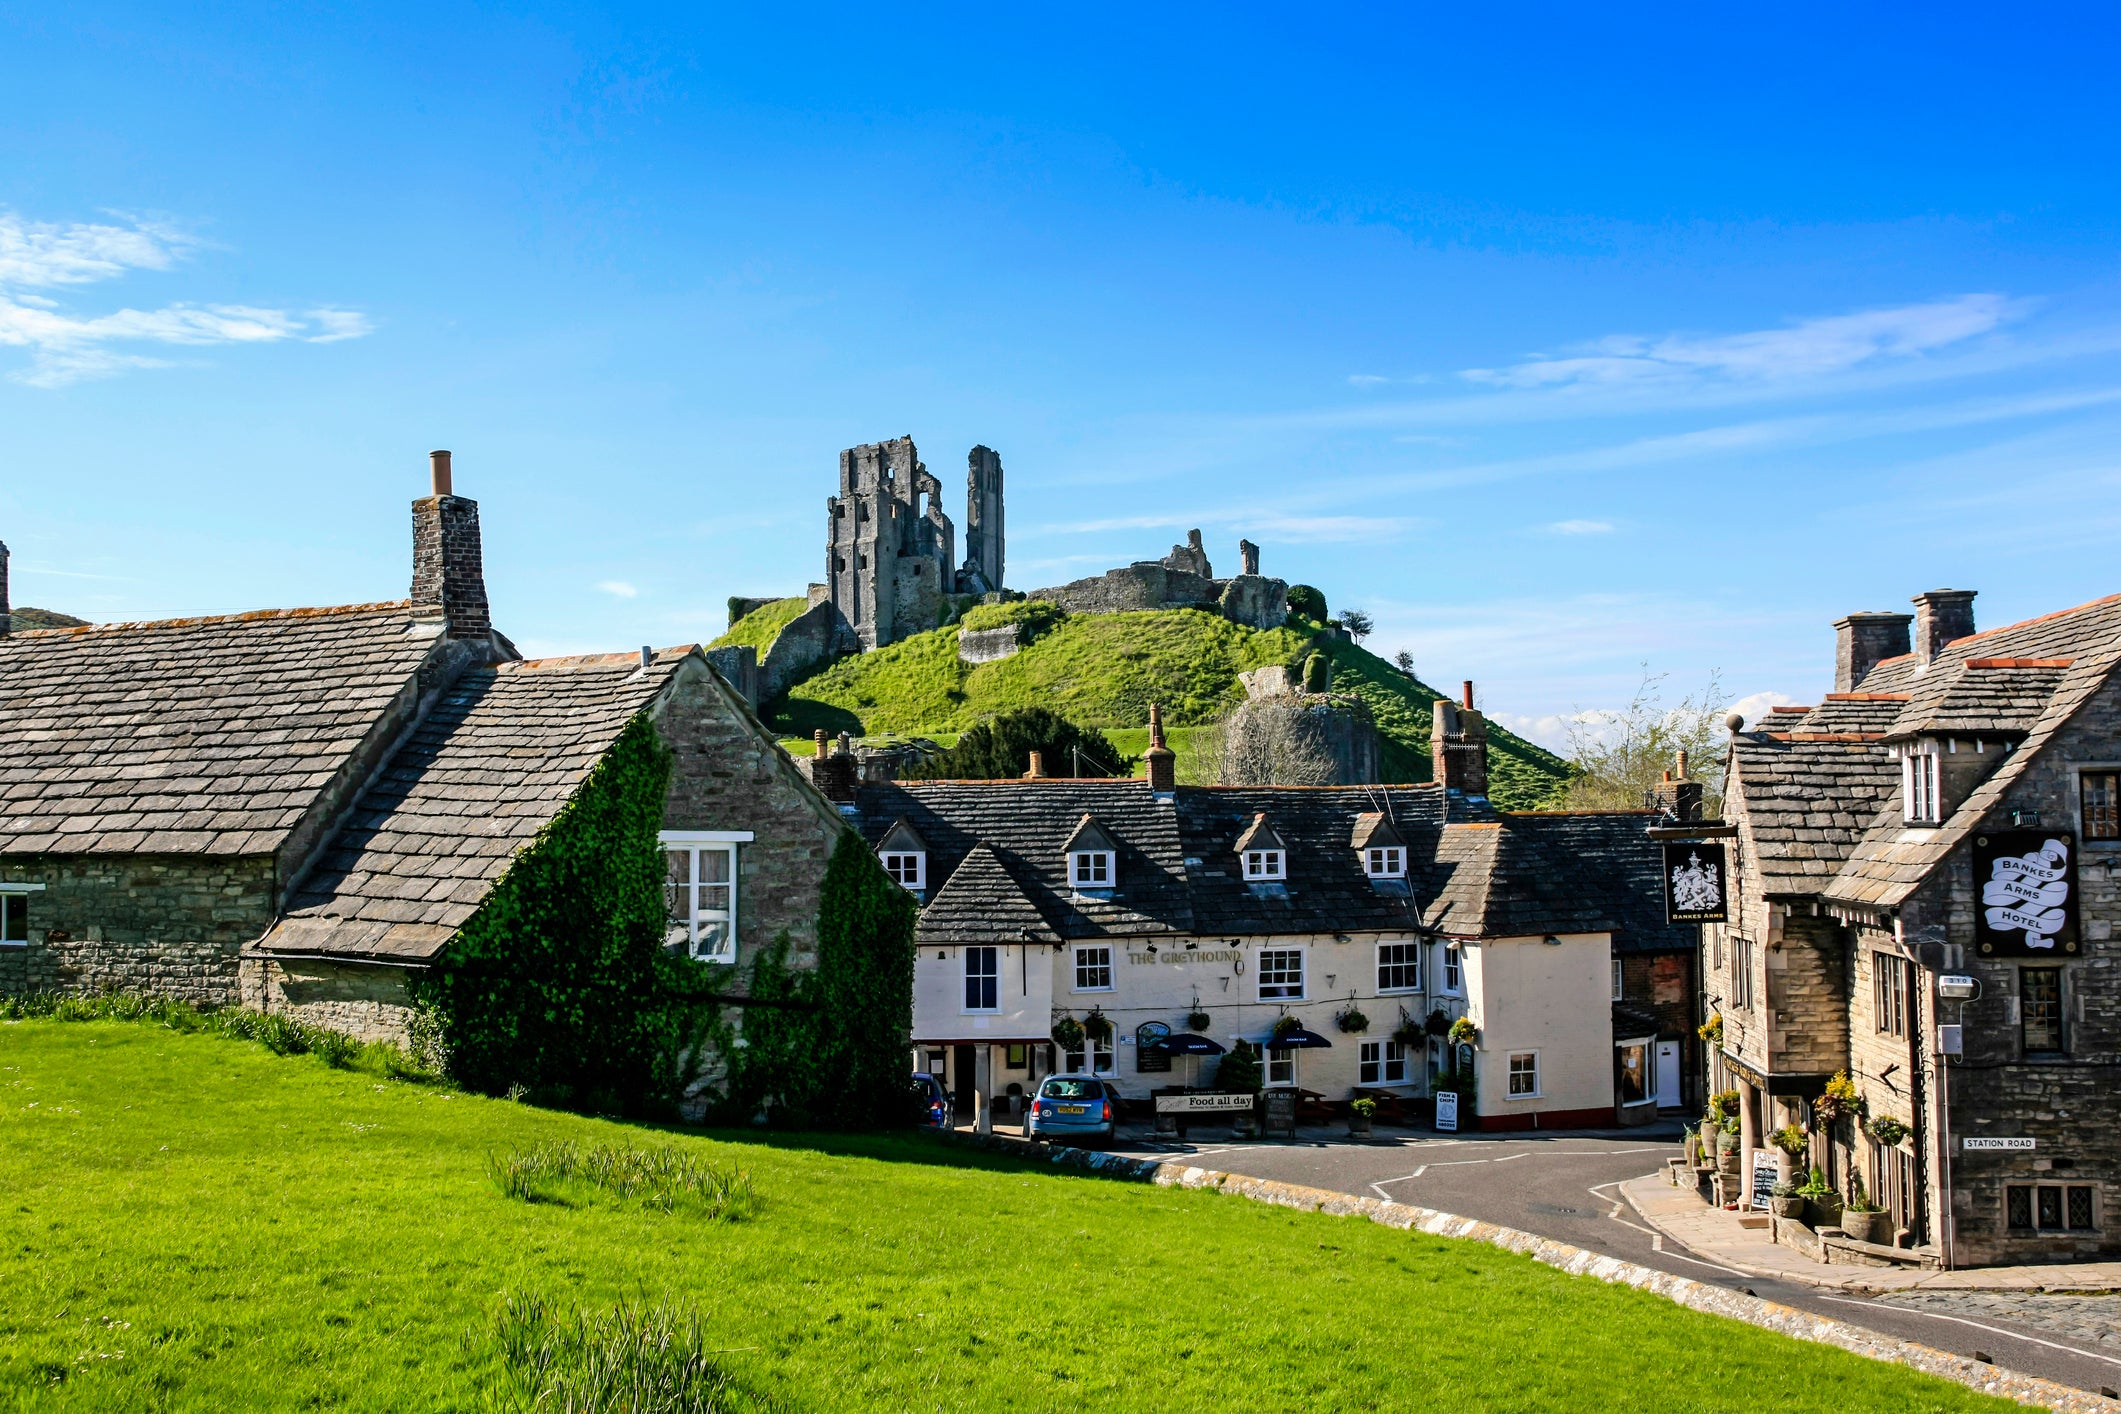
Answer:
[1661,841,1729,924]
[1972,831,2080,957]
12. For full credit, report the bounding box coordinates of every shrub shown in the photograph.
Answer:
[1349,1097,1378,1119]
[1216,1040,1263,1093]
[1051,1015,1085,1052]
[1286,585,1328,622]
[902,706,1133,780]
[482,1292,768,1414]
[1301,652,1330,693]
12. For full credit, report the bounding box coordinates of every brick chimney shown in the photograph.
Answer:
[1911,589,1976,667]
[410,450,492,639]
[0,538,10,637]
[1644,752,1706,821]
[1143,703,1176,796]
[1431,681,1489,798]
[1833,610,1913,692]
[805,730,857,803]
[1025,750,1047,780]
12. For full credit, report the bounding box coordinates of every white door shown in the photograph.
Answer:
[1654,1041,1682,1109]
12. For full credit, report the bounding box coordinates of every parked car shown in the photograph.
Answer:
[1028,1075,1118,1146]
[910,1072,950,1129]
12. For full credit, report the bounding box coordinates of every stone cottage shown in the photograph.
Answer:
[0,453,851,1051]
[1707,589,2120,1266]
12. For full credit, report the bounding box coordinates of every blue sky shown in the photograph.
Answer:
[5,6,2121,746]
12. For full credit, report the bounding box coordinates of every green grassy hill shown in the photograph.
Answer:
[9,606,88,630]
[715,603,1571,808]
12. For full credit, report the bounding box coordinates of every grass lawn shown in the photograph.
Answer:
[1,1020,2005,1412]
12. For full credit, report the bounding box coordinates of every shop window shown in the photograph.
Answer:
[1267,1046,1295,1085]
[1258,949,1304,1000]
[0,892,27,944]
[2021,968,2064,1054]
[1873,952,1909,1038]
[1365,846,1405,878]
[881,852,925,890]
[1377,942,1421,993]
[1090,1035,1114,1075]
[1442,945,1462,993]
[1244,849,1285,881]
[2082,771,2121,841]
[1074,945,1113,992]
[963,946,999,1012]
[661,833,745,963]
[2008,1184,2098,1232]
[1063,1043,1086,1073]
[1507,1052,1539,1098]
[1070,851,1113,888]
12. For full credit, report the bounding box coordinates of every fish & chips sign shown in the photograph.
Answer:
[1972,831,2079,957]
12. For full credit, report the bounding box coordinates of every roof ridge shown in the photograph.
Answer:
[503,647,695,673]
[1948,592,2121,647]
[3,600,414,637]
[1964,656,2073,669]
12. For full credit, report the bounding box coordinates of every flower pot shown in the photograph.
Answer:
[1840,1209,1887,1244]
[1770,1195,1806,1220]
[1700,1119,1721,1152]
[1348,1116,1373,1138]
[1806,1195,1843,1229]
[1776,1152,1796,1186]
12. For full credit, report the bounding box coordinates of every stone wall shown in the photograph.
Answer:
[1219,574,1289,631]
[5,855,277,1003]
[957,623,1021,664]
[1766,911,1850,1078]
[1031,563,1220,616]
[0,944,22,993]
[702,645,760,709]
[758,597,846,701]
[239,956,418,1044]
[654,663,851,973]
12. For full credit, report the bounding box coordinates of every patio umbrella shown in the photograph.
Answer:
[1153,1032,1225,1090]
[1266,1026,1333,1049]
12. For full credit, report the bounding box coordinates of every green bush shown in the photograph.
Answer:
[958,599,1065,642]
[1286,585,1328,622]
[903,706,1134,780]
[1216,1040,1263,1093]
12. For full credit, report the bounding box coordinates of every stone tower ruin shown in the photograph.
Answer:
[824,436,1007,651]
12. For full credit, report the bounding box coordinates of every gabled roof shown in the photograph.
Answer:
[256,649,690,961]
[1232,813,1287,854]
[1419,811,1695,952]
[877,818,929,855]
[1885,660,2070,740]
[1062,815,1118,855]
[1350,812,1406,851]
[1724,732,1900,897]
[912,843,1062,946]
[0,603,456,857]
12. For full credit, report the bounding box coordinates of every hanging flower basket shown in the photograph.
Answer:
[1051,1015,1085,1051]
[1186,1009,1213,1032]
[1813,1071,1861,1126]
[1336,1006,1370,1035]
[1425,1009,1453,1038]
[1697,1012,1724,1045]
[1269,1015,1303,1045]
[1392,1018,1424,1046]
[1866,1114,1910,1148]
[1446,1016,1478,1048]
[1082,1008,1114,1044]
[1769,1124,1809,1158]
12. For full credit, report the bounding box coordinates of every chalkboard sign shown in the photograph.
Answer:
[1750,1147,1779,1210]
[1262,1088,1297,1139]
[1434,1091,1460,1133]
[1135,1021,1172,1072]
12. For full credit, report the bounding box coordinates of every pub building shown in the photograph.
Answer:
[809,702,1699,1132]
[1707,589,2119,1267]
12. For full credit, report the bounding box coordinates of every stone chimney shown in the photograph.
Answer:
[1833,610,1913,692]
[1644,753,1706,821]
[1143,703,1176,796]
[0,538,10,637]
[806,730,857,803]
[410,450,492,640]
[1025,750,1047,780]
[1912,589,1977,667]
[1431,681,1489,798]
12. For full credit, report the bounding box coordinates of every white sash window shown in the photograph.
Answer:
[661,830,753,963]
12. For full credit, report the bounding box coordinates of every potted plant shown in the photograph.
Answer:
[1703,1089,1738,1156]
[1447,1015,1479,1048]
[1082,1008,1114,1045]
[1840,1174,1887,1244]
[1768,1181,1805,1220]
[1425,1008,1452,1038]
[1392,1014,1424,1046]
[1812,1070,1861,1128]
[1186,1008,1213,1033]
[1348,1096,1377,1137]
[1769,1123,1809,1183]
[1336,1006,1370,1035]
[1051,1014,1085,1052]
[1697,1012,1724,1047]
[1798,1166,1841,1229]
[1866,1114,1910,1148]
[1716,1125,1742,1173]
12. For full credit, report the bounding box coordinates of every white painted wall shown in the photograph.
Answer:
[1464,933,1615,1120]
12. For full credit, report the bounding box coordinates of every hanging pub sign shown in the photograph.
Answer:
[1972,830,2079,957]
[1661,841,1729,924]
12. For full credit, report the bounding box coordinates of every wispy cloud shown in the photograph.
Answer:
[596,580,641,599]
[1546,519,1613,535]
[1464,294,2024,391]
[0,212,373,386]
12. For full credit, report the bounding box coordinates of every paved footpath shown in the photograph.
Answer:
[1078,1120,2121,1400]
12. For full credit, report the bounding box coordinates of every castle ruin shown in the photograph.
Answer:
[821,436,1004,651]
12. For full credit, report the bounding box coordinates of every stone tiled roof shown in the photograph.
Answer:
[257,650,688,961]
[854,781,1693,951]
[0,603,443,856]
[1886,661,2070,739]
[1824,595,2121,910]
[1725,729,1901,898]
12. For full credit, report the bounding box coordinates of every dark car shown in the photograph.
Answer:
[1027,1075,1118,1146]
[910,1072,950,1129]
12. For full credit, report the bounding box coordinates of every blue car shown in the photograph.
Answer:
[1028,1075,1118,1146]
[911,1072,950,1129]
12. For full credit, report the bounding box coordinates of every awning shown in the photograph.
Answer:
[1153,1033,1226,1056]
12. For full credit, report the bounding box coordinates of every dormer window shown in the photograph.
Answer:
[875,818,930,894]
[1244,849,1285,880]
[1351,811,1408,882]
[1234,813,1290,885]
[1903,743,1940,824]
[1062,814,1118,893]
[1366,846,1405,878]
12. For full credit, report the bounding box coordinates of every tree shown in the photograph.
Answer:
[1562,666,1729,814]
[1286,584,1328,622]
[902,707,1135,780]
[1335,608,1373,642]
[1393,650,1417,679]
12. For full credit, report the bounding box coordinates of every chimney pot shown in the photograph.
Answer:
[639,645,652,669]
[1143,702,1177,794]
[1676,748,1690,779]
[430,450,453,497]
[1461,680,1475,709]
[1025,750,1046,779]
[0,538,10,637]
[814,729,828,757]
[410,454,490,640]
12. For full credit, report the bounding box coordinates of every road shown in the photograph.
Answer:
[1102,1122,2121,1398]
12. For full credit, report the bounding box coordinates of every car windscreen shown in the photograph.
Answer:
[1040,1079,1102,1100]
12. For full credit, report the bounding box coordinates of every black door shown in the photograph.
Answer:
[953,1044,978,1117]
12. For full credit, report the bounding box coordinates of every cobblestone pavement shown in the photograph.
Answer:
[1877,1291,2121,1354]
